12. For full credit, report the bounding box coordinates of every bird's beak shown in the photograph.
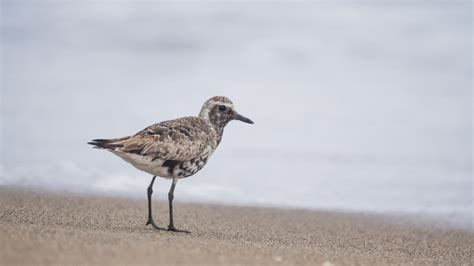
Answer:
[233,112,254,124]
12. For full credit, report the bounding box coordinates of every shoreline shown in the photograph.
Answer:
[1,186,472,265]
[2,184,470,231]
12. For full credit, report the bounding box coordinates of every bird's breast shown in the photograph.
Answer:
[169,152,213,178]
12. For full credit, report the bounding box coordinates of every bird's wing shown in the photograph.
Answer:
[112,117,213,161]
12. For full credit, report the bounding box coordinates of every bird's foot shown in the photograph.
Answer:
[168,225,191,233]
[146,219,166,231]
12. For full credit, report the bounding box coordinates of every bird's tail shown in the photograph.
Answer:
[87,137,129,150]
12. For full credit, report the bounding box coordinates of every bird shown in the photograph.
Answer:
[88,96,254,233]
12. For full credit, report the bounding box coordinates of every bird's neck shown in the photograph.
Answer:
[213,126,224,146]
[203,120,224,147]
[199,112,225,146]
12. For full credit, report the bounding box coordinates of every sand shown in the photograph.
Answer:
[0,187,472,265]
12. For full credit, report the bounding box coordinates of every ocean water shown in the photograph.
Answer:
[1,1,472,228]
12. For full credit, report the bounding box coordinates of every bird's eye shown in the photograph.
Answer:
[218,105,227,112]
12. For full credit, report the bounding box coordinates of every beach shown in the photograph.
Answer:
[0,187,471,265]
[3,2,472,223]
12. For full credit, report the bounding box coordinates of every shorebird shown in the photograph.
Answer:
[88,96,253,233]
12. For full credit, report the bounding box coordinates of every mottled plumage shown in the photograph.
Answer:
[90,117,216,178]
[88,96,253,232]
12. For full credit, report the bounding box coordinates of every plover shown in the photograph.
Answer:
[88,96,253,233]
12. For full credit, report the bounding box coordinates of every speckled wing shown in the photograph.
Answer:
[113,117,213,162]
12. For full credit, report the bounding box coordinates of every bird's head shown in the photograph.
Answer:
[199,96,254,130]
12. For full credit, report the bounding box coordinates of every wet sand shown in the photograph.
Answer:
[0,187,472,265]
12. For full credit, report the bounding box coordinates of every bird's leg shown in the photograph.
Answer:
[145,176,165,230]
[168,178,190,233]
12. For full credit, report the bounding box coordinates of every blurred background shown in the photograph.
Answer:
[1,1,471,228]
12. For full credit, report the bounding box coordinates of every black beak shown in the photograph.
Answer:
[233,112,254,124]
